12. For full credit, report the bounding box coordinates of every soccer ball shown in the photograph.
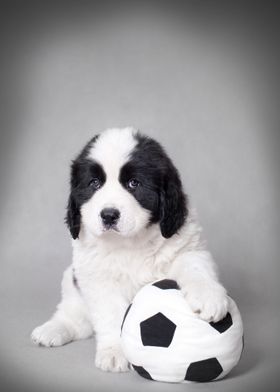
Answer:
[121,279,244,383]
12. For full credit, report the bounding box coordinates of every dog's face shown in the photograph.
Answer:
[66,128,187,240]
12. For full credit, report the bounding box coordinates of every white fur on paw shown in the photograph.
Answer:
[95,346,129,373]
[31,321,73,347]
[185,282,229,322]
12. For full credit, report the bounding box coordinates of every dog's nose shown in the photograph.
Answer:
[100,208,120,226]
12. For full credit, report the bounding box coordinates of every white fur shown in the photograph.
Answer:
[31,128,228,373]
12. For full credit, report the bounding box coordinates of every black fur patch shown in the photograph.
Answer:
[72,268,80,291]
[65,135,106,239]
[119,132,188,238]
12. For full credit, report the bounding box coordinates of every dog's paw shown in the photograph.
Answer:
[95,345,129,373]
[31,320,73,347]
[185,281,229,322]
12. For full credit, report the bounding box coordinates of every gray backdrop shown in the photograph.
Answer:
[1,1,279,391]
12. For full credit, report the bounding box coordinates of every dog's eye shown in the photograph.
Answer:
[88,178,101,189]
[127,178,140,190]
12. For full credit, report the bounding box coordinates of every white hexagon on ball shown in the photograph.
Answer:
[121,279,244,383]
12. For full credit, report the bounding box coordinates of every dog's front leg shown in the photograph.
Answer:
[169,250,228,322]
[83,284,130,373]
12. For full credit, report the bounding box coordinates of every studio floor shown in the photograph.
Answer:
[1,264,279,392]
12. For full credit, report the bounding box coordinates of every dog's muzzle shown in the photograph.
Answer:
[100,208,120,229]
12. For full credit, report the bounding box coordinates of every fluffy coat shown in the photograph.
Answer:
[31,127,228,372]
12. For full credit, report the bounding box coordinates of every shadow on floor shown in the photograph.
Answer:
[227,338,261,379]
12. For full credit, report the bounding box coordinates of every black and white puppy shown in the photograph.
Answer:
[31,127,228,372]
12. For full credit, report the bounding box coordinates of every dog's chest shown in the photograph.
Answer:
[73,242,169,299]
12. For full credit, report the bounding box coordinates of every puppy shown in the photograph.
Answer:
[31,127,228,372]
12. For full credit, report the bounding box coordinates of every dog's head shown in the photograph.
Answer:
[66,128,188,240]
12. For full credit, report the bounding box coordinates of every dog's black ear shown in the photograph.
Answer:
[66,194,81,240]
[159,167,188,239]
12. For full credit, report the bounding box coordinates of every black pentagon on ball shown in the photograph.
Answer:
[209,312,233,333]
[185,357,223,382]
[120,304,132,332]
[152,279,180,290]
[132,364,154,380]
[140,312,176,347]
